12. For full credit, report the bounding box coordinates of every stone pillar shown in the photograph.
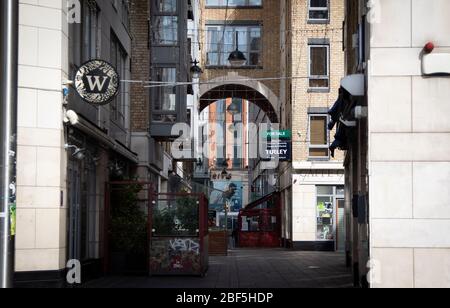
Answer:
[14,0,68,287]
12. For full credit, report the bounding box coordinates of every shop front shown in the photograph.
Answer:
[291,170,345,252]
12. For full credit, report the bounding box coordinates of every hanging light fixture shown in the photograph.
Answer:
[227,100,240,115]
[228,32,247,67]
[190,59,203,79]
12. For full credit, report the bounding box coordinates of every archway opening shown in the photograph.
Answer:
[196,83,280,251]
[200,84,279,123]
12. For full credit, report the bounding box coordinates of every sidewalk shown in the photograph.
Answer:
[85,249,353,288]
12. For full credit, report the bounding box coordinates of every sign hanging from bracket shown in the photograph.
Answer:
[74,59,120,106]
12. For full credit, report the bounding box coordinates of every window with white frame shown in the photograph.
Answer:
[308,0,329,21]
[308,114,329,158]
[309,44,329,89]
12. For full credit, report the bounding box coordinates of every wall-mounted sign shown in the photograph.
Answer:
[263,130,292,162]
[265,140,292,161]
[74,59,120,105]
[265,130,292,139]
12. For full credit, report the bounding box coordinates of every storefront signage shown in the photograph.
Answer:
[263,130,292,162]
[74,59,120,105]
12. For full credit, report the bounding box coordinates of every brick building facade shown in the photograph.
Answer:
[279,0,346,251]
[198,0,346,252]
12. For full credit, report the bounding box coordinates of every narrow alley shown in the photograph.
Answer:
[85,249,353,289]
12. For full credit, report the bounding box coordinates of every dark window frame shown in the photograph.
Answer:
[206,23,262,68]
[308,44,330,91]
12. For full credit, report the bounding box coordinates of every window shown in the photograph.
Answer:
[110,32,128,126]
[316,186,344,241]
[153,0,178,45]
[82,0,99,62]
[206,0,262,7]
[215,100,227,168]
[309,44,329,89]
[121,0,130,29]
[156,0,177,12]
[152,67,177,123]
[308,0,329,21]
[309,114,329,158]
[232,99,243,169]
[206,25,262,67]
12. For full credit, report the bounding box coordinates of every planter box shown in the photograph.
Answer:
[208,231,228,256]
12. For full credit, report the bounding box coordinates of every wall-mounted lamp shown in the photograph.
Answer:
[109,161,124,177]
[64,144,86,161]
[190,59,203,79]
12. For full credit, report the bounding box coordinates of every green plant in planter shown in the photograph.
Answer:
[110,183,147,254]
[152,206,177,236]
[175,197,199,235]
[152,197,199,236]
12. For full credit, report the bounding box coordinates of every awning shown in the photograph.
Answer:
[72,115,139,164]
[340,74,365,97]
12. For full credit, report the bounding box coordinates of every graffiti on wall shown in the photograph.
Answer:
[169,239,200,254]
[150,238,201,274]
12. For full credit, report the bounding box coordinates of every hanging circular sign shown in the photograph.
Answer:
[74,59,120,105]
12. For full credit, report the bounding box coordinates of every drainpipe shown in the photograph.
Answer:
[0,0,19,289]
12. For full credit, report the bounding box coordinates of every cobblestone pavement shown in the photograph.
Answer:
[85,249,354,288]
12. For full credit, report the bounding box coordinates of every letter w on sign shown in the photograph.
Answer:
[86,76,109,92]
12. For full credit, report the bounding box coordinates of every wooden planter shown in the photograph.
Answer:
[208,230,228,256]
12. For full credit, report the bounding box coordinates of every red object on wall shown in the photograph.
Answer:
[424,42,435,54]
[238,193,282,248]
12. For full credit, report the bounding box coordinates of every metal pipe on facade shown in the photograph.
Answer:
[0,0,19,289]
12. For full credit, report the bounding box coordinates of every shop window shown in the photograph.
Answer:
[316,186,345,241]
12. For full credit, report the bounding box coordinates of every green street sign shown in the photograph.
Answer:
[265,130,292,139]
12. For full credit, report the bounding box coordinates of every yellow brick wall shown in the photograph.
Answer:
[200,0,281,99]
[199,0,345,163]
[289,0,345,162]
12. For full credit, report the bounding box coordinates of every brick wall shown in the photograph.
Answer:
[129,0,150,132]
[200,0,345,163]
[288,0,345,162]
[200,0,282,98]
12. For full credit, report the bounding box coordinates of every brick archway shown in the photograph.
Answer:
[199,74,280,123]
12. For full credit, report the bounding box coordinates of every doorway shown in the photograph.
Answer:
[336,199,346,252]
[68,160,82,261]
